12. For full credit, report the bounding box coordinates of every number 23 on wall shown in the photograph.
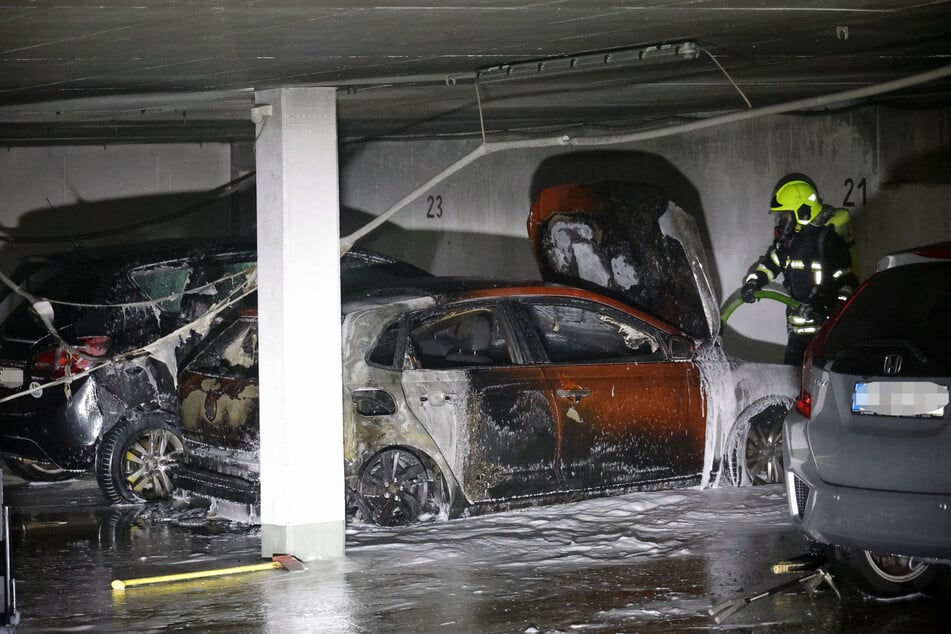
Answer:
[426,194,444,219]
[842,177,866,208]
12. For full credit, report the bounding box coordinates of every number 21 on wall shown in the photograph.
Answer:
[842,177,866,208]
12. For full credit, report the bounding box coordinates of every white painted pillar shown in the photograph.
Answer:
[254,87,344,560]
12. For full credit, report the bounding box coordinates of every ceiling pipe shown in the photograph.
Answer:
[477,42,700,84]
[339,63,951,255]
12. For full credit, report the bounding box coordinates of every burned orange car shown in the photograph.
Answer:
[175,279,707,526]
[174,182,797,526]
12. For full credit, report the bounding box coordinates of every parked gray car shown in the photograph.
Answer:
[783,243,951,596]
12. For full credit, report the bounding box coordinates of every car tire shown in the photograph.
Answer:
[832,546,940,597]
[2,456,78,482]
[355,447,447,527]
[725,396,793,486]
[95,417,183,504]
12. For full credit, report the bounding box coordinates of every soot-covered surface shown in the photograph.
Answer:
[4,471,950,633]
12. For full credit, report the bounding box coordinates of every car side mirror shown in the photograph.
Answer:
[669,336,694,360]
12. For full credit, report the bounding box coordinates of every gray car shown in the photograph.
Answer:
[783,243,951,596]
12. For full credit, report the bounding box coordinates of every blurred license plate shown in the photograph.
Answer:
[0,367,23,388]
[853,381,949,418]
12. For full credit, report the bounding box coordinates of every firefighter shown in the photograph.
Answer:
[741,174,859,365]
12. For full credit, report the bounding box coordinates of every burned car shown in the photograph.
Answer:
[174,182,798,526]
[527,182,798,487]
[0,240,256,503]
[176,281,708,525]
[784,244,951,596]
[0,243,424,505]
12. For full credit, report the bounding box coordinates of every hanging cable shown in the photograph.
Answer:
[0,266,254,310]
[0,172,256,245]
[700,46,752,109]
[474,75,487,145]
[0,267,258,406]
[339,62,951,254]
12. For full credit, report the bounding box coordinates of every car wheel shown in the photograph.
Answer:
[832,546,939,597]
[356,447,446,527]
[725,397,793,486]
[2,456,77,482]
[96,418,183,504]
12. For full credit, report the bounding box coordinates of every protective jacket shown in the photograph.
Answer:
[744,207,858,336]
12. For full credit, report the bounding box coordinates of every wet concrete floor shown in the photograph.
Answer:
[3,471,950,633]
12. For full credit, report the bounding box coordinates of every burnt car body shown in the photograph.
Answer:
[176,280,707,525]
[0,244,421,505]
[527,182,798,487]
[175,182,798,526]
[0,240,256,502]
[784,244,951,597]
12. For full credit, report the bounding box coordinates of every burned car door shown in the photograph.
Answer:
[400,304,560,502]
[517,297,706,489]
[179,315,259,452]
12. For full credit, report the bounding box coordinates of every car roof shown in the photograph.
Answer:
[876,242,951,272]
[14,242,424,297]
[340,248,433,296]
[343,276,686,336]
[19,236,256,272]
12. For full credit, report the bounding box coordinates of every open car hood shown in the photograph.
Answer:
[528,181,719,341]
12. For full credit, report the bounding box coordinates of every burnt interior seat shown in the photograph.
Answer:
[445,314,493,365]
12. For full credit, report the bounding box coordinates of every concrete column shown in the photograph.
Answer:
[254,87,344,560]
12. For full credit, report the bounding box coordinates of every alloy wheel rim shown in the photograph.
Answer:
[745,413,784,484]
[864,551,930,583]
[122,429,183,500]
[359,449,430,526]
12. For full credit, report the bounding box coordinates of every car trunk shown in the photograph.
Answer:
[808,262,951,493]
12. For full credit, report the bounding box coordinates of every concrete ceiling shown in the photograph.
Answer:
[1,1,950,145]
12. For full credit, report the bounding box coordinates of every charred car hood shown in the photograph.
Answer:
[528,181,719,341]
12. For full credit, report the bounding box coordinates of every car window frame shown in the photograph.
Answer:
[399,299,529,371]
[820,262,951,375]
[128,262,193,313]
[183,314,259,380]
[364,317,407,370]
[512,295,672,365]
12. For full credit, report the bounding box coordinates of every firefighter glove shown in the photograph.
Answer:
[795,303,826,324]
[741,281,760,304]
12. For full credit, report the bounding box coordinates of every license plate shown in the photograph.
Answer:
[852,381,949,418]
[0,366,23,388]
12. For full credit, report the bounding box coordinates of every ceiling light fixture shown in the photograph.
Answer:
[477,41,699,84]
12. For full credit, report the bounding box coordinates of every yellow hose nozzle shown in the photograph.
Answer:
[112,555,304,591]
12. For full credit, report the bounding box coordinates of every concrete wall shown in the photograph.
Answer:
[341,106,951,361]
[0,106,947,361]
[0,144,235,269]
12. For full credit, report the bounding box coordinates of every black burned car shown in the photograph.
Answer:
[0,240,256,503]
[0,244,427,505]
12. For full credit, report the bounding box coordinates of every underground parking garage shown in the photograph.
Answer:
[1,2,951,631]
